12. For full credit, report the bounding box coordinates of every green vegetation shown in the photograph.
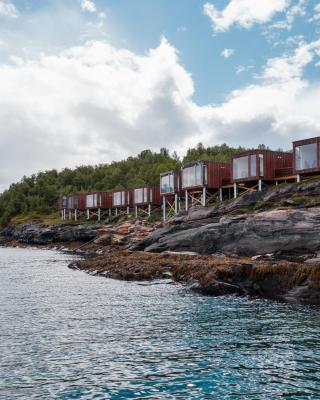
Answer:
[0,143,266,226]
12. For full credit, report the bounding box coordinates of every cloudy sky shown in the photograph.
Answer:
[1,0,320,191]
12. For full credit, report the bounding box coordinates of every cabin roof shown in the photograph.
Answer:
[292,136,320,145]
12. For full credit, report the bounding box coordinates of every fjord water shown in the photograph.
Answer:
[0,248,319,400]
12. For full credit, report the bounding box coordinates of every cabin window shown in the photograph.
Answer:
[144,188,148,202]
[259,154,264,176]
[233,156,248,179]
[86,194,97,208]
[121,191,126,205]
[182,164,203,188]
[86,194,94,208]
[295,143,317,171]
[204,165,208,185]
[113,192,122,206]
[161,173,174,194]
[62,196,67,208]
[134,188,143,203]
[250,155,256,177]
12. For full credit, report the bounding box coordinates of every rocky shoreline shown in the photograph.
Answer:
[2,179,320,305]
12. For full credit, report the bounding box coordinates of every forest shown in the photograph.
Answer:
[0,143,270,226]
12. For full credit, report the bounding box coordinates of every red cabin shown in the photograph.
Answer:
[181,161,230,191]
[232,150,293,183]
[293,136,320,176]
[112,189,132,208]
[85,192,112,209]
[133,185,161,206]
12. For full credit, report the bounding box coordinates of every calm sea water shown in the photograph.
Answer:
[0,247,319,400]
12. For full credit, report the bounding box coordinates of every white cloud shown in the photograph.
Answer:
[81,0,96,13]
[221,48,235,58]
[203,0,290,32]
[260,39,320,81]
[1,38,320,190]
[272,0,305,30]
[177,26,188,33]
[311,3,320,21]
[236,64,254,74]
[0,0,18,18]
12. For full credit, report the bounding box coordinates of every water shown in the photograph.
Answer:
[0,248,319,400]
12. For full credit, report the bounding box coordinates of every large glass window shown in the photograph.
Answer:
[62,196,67,208]
[233,156,249,179]
[86,194,97,208]
[160,173,174,194]
[67,196,73,209]
[182,164,203,188]
[250,155,256,177]
[259,154,264,176]
[295,143,317,171]
[134,188,143,203]
[113,192,122,206]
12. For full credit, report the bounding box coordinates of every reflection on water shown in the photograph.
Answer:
[0,247,319,399]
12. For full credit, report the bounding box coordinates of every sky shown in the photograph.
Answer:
[0,0,320,191]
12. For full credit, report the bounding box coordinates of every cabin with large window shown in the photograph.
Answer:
[133,185,161,217]
[293,137,320,178]
[111,189,132,216]
[85,192,112,220]
[61,194,86,220]
[180,161,230,210]
[232,150,293,197]
[160,171,180,220]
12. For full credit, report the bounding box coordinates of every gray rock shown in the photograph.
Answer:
[131,208,320,257]
[1,223,98,244]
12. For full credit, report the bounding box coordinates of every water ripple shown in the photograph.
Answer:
[0,247,319,399]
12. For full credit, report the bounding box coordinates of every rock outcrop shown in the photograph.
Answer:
[0,223,98,245]
[130,208,320,257]
[70,248,320,305]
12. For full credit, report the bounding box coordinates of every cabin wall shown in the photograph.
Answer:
[207,162,231,188]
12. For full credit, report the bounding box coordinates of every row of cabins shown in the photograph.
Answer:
[61,136,320,221]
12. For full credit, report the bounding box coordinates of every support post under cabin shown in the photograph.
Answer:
[74,209,78,221]
[296,174,301,183]
[87,209,90,220]
[127,206,129,215]
[233,183,237,199]
[135,206,138,218]
[185,190,189,211]
[98,208,101,221]
[115,208,118,216]
[109,208,111,217]
[258,179,262,191]
[148,203,151,217]
[202,187,206,207]
[219,188,223,201]
[174,194,178,214]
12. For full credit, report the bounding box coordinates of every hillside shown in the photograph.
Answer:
[0,143,252,226]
